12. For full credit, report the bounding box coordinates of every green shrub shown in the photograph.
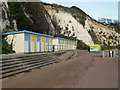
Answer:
[70,6,86,27]
[109,35,113,39]
[2,37,15,54]
[8,2,51,34]
[6,25,14,30]
[101,45,117,50]
[88,29,101,44]
[118,45,120,50]
[77,40,90,51]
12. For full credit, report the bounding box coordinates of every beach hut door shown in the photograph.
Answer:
[32,42,34,52]
[41,42,44,51]
[46,43,48,51]
[24,41,28,53]
[37,41,40,52]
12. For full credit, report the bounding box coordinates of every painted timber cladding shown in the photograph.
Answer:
[68,41,70,50]
[67,41,69,50]
[3,30,54,53]
[25,35,52,52]
[41,36,46,51]
[24,33,31,52]
[31,35,37,52]
[65,40,67,50]
[24,32,54,52]
[37,36,41,52]
[53,37,77,51]
[49,38,53,51]
[6,33,25,53]
[3,30,76,53]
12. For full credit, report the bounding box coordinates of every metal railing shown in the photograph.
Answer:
[45,45,76,52]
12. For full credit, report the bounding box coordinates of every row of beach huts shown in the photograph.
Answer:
[3,30,77,53]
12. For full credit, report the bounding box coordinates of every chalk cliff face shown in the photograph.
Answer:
[44,4,93,45]
[43,3,118,46]
[2,2,119,46]
[85,18,118,46]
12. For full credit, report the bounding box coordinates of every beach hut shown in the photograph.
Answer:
[2,30,54,53]
[53,37,77,51]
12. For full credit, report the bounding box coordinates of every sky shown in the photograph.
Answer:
[42,0,119,20]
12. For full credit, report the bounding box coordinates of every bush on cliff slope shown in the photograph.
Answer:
[70,6,86,27]
[8,2,51,34]
[8,2,35,31]
[2,37,15,54]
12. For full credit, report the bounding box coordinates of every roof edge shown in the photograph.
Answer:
[53,37,76,42]
[2,30,54,38]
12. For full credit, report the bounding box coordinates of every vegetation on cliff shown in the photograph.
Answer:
[98,18,119,33]
[8,2,52,34]
[70,6,86,27]
[2,36,15,54]
[88,27,101,44]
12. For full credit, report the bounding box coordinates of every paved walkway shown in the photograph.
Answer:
[2,53,118,88]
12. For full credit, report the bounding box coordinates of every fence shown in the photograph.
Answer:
[46,44,76,52]
[101,50,118,58]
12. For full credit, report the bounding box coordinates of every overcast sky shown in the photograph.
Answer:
[42,0,119,20]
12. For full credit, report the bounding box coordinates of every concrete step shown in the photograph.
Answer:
[1,54,53,63]
[1,58,56,74]
[2,54,48,60]
[58,51,75,61]
[1,52,63,79]
[2,59,57,78]
[2,55,53,67]
[1,57,54,70]
[2,63,49,78]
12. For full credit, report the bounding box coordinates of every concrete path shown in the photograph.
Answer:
[75,54,118,88]
[2,53,118,88]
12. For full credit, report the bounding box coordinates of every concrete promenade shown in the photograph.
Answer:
[2,53,118,88]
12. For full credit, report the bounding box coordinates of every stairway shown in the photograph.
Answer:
[1,53,61,79]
